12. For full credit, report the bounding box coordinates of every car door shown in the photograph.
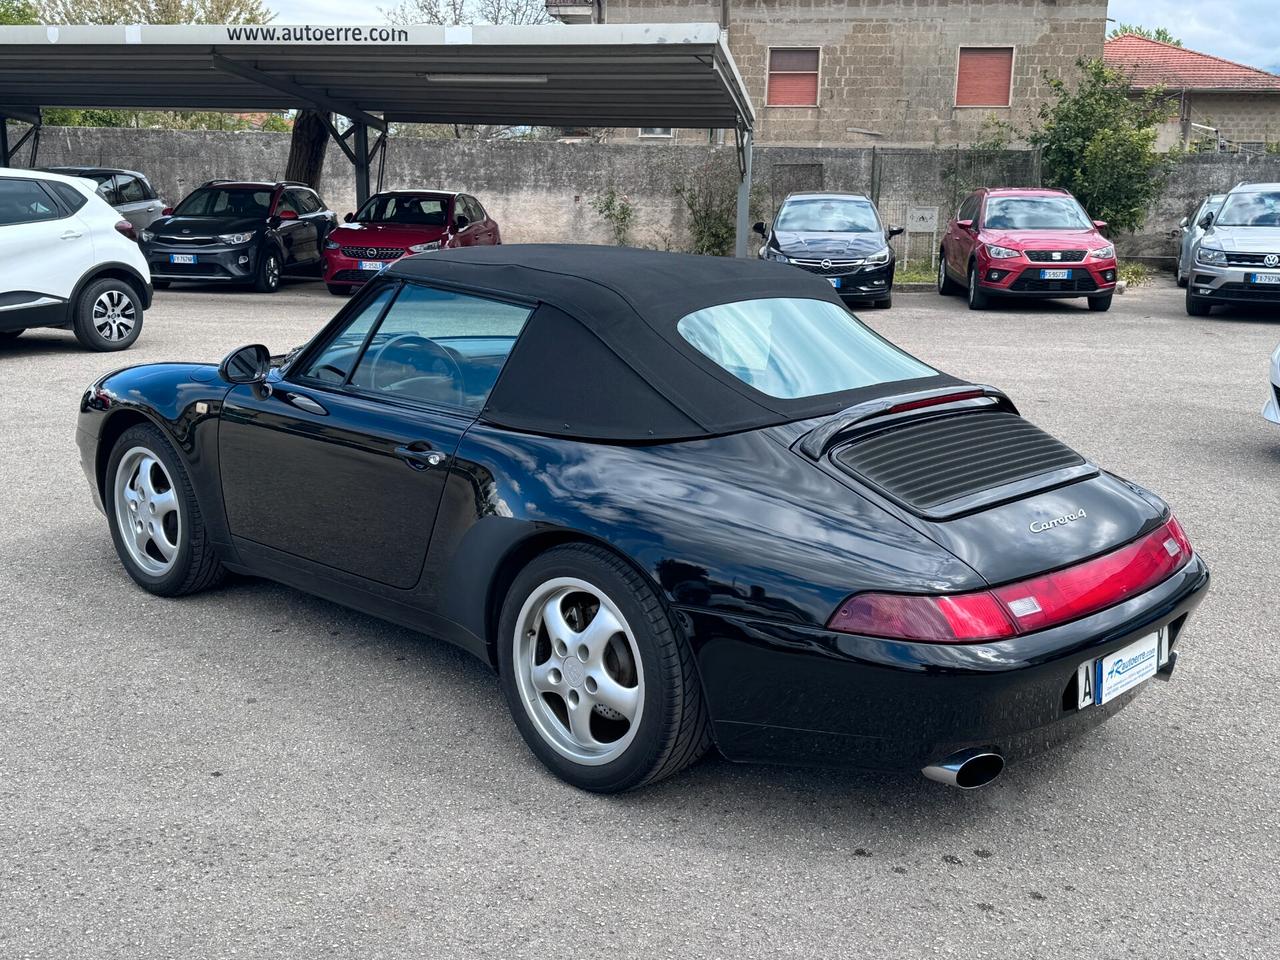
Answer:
[0,176,96,329]
[465,196,500,245]
[217,279,534,591]
[273,189,313,267]
[949,194,980,276]
[115,173,165,231]
[452,196,485,248]
[294,187,331,261]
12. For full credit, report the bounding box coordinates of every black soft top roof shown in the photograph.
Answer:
[386,245,958,441]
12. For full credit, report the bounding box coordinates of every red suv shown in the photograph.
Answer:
[938,188,1118,311]
[323,190,500,294]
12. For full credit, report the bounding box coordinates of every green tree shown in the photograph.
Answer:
[1107,24,1182,46]
[1029,58,1172,234]
[0,0,38,23]
[36,1,273,24]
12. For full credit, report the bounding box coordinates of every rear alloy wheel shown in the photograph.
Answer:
[1186,286,1213,316]
[1088,294,1113,312]
[254,250,282,293]
[105,423,225,596]
[73,278,142,351]
[937,252,961,295]
[967,263,989,310]
[499,544,711,792]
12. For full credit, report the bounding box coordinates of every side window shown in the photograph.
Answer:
[117,174,147,204]
[0,178,64,226]
[350,282,531,411]
[959,195,979,223]
[137,176,156,200]
[295,190,322,214]
[46,181,88,213]
[466,196,486,221]
[278,190,302,215]
[299,285,396,384]
[96,174,121,206]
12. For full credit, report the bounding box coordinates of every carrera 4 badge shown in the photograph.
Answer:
[1029,508,1087,534]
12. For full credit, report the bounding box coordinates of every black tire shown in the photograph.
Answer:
[254,248,282,293]
[72,277,144,352]
[152,280,171,290]
[326,283,352,296]
[873,294,893,309]
[1175,257,1188,288]
[0,329,22,342]
[497,543,712,792]
[1186,287,1213,316]
[104,423,225,597]
[937,251,961,295]
[967,262,989,310]
[1088,294,1113,312]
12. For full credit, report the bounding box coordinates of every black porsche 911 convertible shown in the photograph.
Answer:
[77,245,1209,792]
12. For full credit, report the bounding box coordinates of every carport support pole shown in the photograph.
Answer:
[0,116,9,167]
[353,121,370,208]
[734,129,753,258]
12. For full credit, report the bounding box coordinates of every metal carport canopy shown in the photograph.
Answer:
[0,22,757,253]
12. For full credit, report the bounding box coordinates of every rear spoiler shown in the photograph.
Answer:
[796,384,1018,460]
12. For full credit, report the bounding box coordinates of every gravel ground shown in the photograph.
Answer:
[0,277,1276,959]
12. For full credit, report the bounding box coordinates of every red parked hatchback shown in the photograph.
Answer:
[322,190,500,294]
[938,188,1118,311]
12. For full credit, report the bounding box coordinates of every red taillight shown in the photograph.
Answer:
[114,219,136,240]
[887,390,985,415]
[828,518,1193,643]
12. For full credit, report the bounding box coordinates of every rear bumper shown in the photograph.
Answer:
[685,554,1209,772]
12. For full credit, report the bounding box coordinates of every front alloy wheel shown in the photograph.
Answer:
[255,251,281,293]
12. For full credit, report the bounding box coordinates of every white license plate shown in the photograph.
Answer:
[828,277,842,288]
[359,260,386,272]
[1039,268,1072,280]
[1250,272,1280,285]
[1076,628,1165,709]
[169,253,196,264]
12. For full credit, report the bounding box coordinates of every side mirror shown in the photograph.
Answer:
[1093,219,1108,230]
[1199,212,1215,229]
[343,212,354,223]
[277,209,299,221]
[453,214,470,230]
[752,220,768,238]
[888,225,905,238]
[1178,216,1189,229]
[218,343,272,385]
[957,219,974,231]
[161,206,173,216]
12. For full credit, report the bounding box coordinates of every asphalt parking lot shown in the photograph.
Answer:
[1,277,1276,959]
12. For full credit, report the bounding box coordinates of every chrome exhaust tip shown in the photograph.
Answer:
[922,748,1005,789]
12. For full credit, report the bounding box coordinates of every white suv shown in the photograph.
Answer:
[0,167,152,351]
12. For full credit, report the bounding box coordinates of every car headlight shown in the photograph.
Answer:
[324,239,340,250]
[866,246,891,265]
[408,241,441,253]
[1090,244,1115,259]
[1197,245,1226,265]
[217,232,254,245]
[140,229,154,243]
[985,243,1019,259]
[766,249,789,263]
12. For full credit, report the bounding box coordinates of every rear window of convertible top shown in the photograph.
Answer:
[676,297,935,400]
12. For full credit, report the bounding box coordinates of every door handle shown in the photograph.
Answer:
[285,393,327,415]
[60,230,82,240]
[394,442,444,470]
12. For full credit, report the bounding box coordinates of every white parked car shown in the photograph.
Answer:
[0,167,152,351]
[1265,344,1280,427]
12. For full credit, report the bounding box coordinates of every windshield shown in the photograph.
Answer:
[355,194,449,226]
[775,198,881,233]
[982,196,1092,230]
[677,298,935,400]
[174,187,273,218]
[1215,191,1280,227]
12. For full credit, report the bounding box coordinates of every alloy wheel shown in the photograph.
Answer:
[513,576,645,766]
[93,289,136,342]
[113,446,182,576]
[265,256,280,289]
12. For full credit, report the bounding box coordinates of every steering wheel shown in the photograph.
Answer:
[367,334,465,404]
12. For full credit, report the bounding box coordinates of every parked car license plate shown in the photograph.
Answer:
[169,254,196,265]
[359,260,386,272]
[1249,272,1280,284]
[1076,627,1166,709]
[1039,268,1072,280]
[828,277,842,288]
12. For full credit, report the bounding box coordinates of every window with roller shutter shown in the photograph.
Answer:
[956,47,1014,108]
[767,48,820,107]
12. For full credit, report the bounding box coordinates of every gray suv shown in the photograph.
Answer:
[1186,182,1280,316]
[38,166,167,234]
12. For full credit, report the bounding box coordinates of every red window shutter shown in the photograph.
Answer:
[768,48,820,106]
[956,48,1013,107]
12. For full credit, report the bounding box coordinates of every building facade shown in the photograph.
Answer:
[547,1,1108,147]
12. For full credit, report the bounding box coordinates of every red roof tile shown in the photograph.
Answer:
[1104,34,1280,92]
